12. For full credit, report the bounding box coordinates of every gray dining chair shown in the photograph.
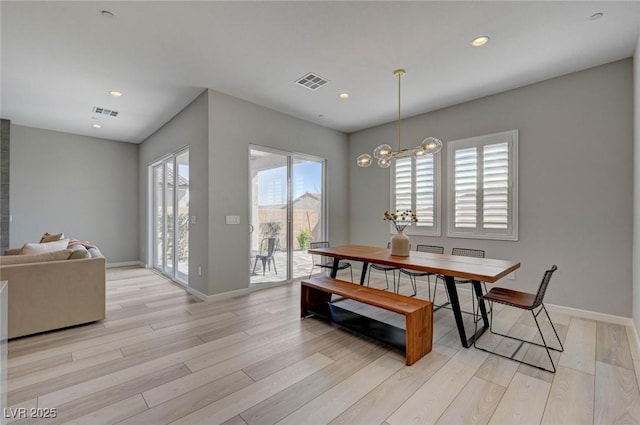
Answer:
[397,244,444,297]
[366,242,398,290]
[309,241,353,282]
[435,247,488,317]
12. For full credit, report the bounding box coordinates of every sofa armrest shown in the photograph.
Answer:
[4,248,22,256]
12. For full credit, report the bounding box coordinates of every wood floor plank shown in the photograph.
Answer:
[8,326,154,368]
[37,332,251,407]
[596,321,634,370]
[488,372,551,425]
[122,371,254,425]
[386,346,489,425]
[9,349,123,391]
[540,366,594,425]
[435,376,505,425]
[475,354,519,387]
[559,317,596,375]
[328,350,451,425]
[169,353,334,425]
[143,330,319,408]
[239,334,391,425]
[25,364,191,425]
[273,353,405,425]
[594,360,640,425]
[57,394,149,425]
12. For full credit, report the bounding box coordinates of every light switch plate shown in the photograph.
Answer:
[225,215,240,225]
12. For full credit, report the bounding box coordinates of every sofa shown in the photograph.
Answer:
[0,238,106,339]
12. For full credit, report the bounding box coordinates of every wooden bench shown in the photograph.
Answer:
[301,276,433,366]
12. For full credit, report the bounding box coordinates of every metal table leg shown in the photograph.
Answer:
[443,275,490,348]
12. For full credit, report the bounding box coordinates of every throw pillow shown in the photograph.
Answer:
[22,238,70,255]
[39,232,65,243]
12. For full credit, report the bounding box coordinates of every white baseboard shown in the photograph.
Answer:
[545,303,634,327]
[187,286,250,303]
[106,261,144,269]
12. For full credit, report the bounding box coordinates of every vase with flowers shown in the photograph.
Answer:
[384,209,418,256]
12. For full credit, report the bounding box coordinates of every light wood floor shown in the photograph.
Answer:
[5,267,640,425]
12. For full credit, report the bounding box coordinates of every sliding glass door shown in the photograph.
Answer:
[249,147,325,285]
[151,149,189,284]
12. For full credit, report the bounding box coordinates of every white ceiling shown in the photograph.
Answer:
[2,1,639,144]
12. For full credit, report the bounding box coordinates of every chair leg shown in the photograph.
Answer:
[409,275,417,297]
[349,266,353,283]
[252,256,259,274]
[473,302,564,373]
[272,258,277,275]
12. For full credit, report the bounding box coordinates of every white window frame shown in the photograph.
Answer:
[390,152,441,236]
[447,129,518,241]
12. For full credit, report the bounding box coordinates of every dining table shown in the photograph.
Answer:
[307,244,521,348]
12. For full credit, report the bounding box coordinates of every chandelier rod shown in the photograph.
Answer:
[395,69,405,153]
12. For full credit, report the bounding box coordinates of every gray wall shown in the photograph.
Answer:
[207,89,349,295]
[138,90,209,296]
[349,59,634,317]
[9,125,138,263]
[633,36,640,332]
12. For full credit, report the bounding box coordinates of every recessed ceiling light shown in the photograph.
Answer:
[109,90,123,97]
[339,93,349,100]
[101,10,115,19]
[92,123,102,129]
[590,12,604,21]
[471,36,490,47]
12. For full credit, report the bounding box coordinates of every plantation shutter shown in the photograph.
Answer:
[483,142,509,229]
[394,157,412,212]
[415,155,435,227]
[447,129,518,240]
[454,147,477,229]
[391,153,440,236]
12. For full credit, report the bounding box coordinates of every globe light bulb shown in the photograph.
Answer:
[373,144,393,159]
[357,153,373,167]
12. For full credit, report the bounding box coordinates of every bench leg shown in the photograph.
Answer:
[404,304,433,366]
[301,285,331,317]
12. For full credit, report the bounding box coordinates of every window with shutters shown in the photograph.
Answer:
[447,130,518,240]
[391,152,441,236]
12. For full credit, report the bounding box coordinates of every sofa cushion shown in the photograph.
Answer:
[39,232,65,243]
[22,239,69,255]
[0,249,73,265]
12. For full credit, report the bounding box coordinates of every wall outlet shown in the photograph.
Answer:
[507,271,516,280]
[198,266,202,276]
[191,215,197,225]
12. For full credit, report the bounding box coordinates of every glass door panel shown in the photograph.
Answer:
[164,160,174,276]
[249,149,289,285]
[291,157,324,280]
[153,165,164,270]
[249,147,325,286]
[150,149,189,285]
[175,151,190,283]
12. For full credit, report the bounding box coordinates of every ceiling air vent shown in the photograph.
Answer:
[92,106,119,117]
[295,72,329,91]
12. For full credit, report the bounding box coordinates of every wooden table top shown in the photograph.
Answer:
[308,244,520,283]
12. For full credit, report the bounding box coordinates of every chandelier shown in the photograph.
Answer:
[356,69,443,168]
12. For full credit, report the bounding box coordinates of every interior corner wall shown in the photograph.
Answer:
[138,90,209,296]
[633,36,640,333]
[9,125,138,263]
[349,59,633,317]
[206,89,349,296]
